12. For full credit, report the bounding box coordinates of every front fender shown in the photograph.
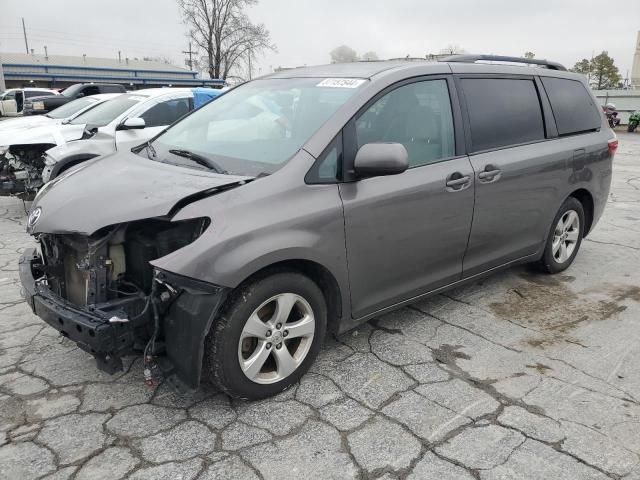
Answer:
[43,137,117,181]
[149,164,351,321]
[153,225,348,294]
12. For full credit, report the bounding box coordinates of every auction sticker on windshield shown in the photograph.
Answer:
[316,78,366,88]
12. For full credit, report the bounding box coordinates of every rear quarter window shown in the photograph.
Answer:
[540,77,601,136]
[461,78,545,152]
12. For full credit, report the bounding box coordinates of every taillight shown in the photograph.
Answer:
[608,138,618,155]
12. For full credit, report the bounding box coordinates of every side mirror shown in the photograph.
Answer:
[354,143,409,178]
[117,118,146,131]
[76,92,85,98]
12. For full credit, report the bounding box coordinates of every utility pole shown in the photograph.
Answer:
[0,46,6,92]
[118,50,121,63]
[182,42,195,70]
[44,45,48,60]
[22,18,29,55]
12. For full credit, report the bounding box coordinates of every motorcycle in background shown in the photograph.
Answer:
[628,111,640,133]
[603,103,621,129]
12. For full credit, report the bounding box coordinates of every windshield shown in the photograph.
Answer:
[150,77,365,176]
[70,94,147,127]
[47,97,99,119]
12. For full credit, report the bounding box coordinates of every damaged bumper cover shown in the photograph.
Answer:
[19,247,229,389]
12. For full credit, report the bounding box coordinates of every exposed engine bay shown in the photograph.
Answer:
[0,144,52,197]
[24,215,225,389]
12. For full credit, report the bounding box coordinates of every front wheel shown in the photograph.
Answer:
[536,197,585,274]
[204,272,327,400]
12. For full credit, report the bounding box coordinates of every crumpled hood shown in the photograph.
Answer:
[0,123,85,148]
[30,151,252,235]
[0,116,55,133]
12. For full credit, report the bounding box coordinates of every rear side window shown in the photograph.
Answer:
[140,98,192,127]
[82,86,101,96]
[540,77,601,136]
[25,91,46,98]
[461,78,545,152]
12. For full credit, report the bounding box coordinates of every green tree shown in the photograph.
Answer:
[572,58,591,75]
[524,51,535,59]
[330,45,359,63]
[571,52,621,90]
[361,51,379,61]
[590,51,621,89]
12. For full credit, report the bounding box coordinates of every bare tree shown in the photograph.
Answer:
[330,45,359,63]
[361,51,379,61]
[179,0,276,80]
[439,44,466,55]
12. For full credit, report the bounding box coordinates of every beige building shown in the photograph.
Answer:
[632,31,640,87]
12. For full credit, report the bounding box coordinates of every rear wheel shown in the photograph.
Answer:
[204,272,326,399]
[536,197,585,274]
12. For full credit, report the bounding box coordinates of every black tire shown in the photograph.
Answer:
[204,271,327,400]
[536,197,585,274]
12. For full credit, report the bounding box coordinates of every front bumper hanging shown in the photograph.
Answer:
[19,248,229,388]
[19,248,141,372]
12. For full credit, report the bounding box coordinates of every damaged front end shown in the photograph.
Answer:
[0,144,51,197]
[19,216,228,390]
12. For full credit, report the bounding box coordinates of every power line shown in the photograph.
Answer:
[0,25,186,50]
[0,45,6,92]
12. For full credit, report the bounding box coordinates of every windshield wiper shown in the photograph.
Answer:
[168,149,227,174]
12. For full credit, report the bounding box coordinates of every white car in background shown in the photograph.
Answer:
[41,87,221,182]
[0,87,221,195]
[0,94,120,133]
[0,88,59,117]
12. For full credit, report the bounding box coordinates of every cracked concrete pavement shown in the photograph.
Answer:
[0,132,639,479]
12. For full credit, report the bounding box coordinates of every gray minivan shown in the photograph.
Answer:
[20,55,616,399]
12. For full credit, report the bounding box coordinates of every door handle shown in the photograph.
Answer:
[478,165,501,182]
[445,174,471,190]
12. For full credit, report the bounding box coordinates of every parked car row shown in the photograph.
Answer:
[17,55,615,400]
[22,83,126,115]
[0,87,222,195]
[0,87,59,116]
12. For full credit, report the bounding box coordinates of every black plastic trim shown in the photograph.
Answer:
[441,54,567,71]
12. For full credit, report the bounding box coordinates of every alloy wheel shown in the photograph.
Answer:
[237,293,315,384]
[552,209,580,263]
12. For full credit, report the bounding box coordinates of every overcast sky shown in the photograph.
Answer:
[1,0,638,79]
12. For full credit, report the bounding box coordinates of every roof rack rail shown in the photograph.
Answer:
[440,54,567,71]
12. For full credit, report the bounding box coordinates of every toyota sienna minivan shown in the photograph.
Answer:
[19,55,615,399]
